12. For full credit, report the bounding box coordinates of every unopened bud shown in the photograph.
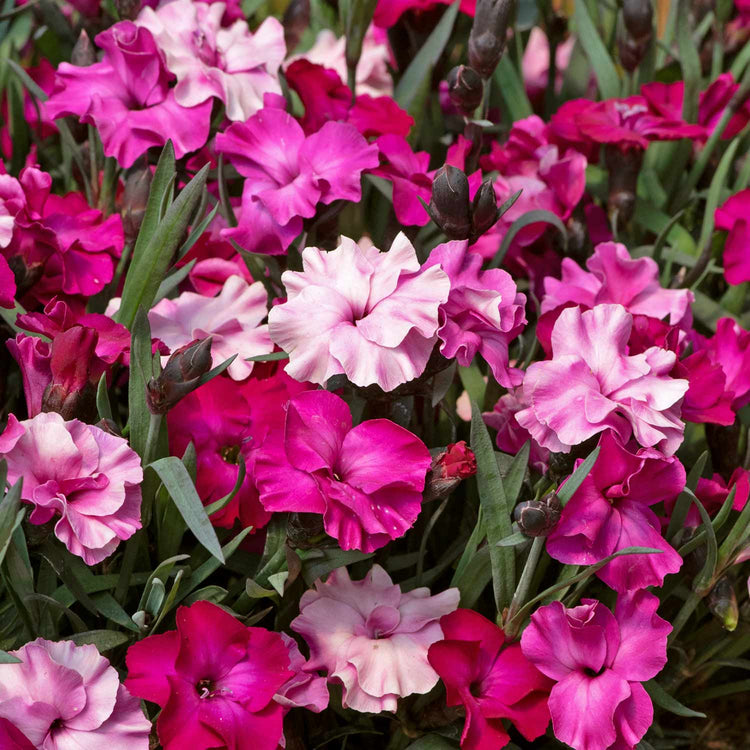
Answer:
[7,255,43,299]
[71,30,96,67]
[447,65,484,117]
[708,577,739,632]
[618,33,650,72]
[623,0,654,42]
[122,167,152,245]
[287,512,326,548]
[146,337,213,414]
[470,180,500,242]
[428,165,472,240]
[605,144,644,225]
[115,0,142,21]
[424,442,477,502]
[514,493,561,537]
[469,0,514,79]
[283,0,311,52]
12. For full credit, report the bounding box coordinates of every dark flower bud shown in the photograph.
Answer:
[469,0,514,78]
[514,493,561,537]
[605,144,644,225]
[708,577,739,631]
[428,165,472,240]
[146,337,213,414]
[618,33,650,72]
[7,255,43,299]
[71,30,96,67]
[447,65,484,117]
[470,179,500,242]
[115,0,142,21]
[283,0,311,53]
[122,167,152,245]
[424,442,477,502]
[287,512,326,548]
[623,0,654,42]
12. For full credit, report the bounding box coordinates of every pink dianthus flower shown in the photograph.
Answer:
[291,564,459,713]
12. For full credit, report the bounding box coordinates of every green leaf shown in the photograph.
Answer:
[470,400,514,613]
[675,0,701,124]
[96,373,114,423]
[126,308,154,459]
[154,259,196,305]
[502,442,529,507]
[496,531,529,547]
[488,209,567,270]
[245,351,290,363]
[394,1,460,111]
[493,56,533,121]
[0,477,24,568]
[205,457,246,517]
[458,364,486,405]
[557,447,601,506]
[117,158,209,329]
[406,736,459,749]
[65,630,130,651]
[299,548,374,586]
[197,354,237,389]
[0,650,21,664]
[182,585,227,606]
[683,487,718,595]
[177,203,219,260]
[137,554,190,613]
[644,680,706,718]
[150,457,224,562]
[573,0,621,99]
[718,480,750,565]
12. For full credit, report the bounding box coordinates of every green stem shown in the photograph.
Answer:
[668,591,702,646]
[143,413,162,468]
[504,537,545,638]
[415,496,450,587]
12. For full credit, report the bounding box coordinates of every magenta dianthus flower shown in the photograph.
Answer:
[521,592,671,750]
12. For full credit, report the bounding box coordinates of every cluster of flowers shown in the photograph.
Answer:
[2,0,750,749]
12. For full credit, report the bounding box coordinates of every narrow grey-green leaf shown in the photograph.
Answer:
[395,1,460,111]
[0,650,22,664]
[557,447,601,506]
[127,308,154,459]
[494,56,533,121]
[470,400,514,612]
[65,630,130,651]
[150,456,224,562]
[573,0,621,99]
[644,679,706,718]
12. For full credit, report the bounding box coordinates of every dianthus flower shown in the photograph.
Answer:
[0,412,142,565]
[269,234,449,390]
[521,592,671,750]
[424,239,527,387]
[136,0,285,121]
[0,638,150,750]
[46,22,212,167]
[255,390,432,551]
[542,241,693,326]
[428,609,552,750]
[0,167,123,308]
[0,718,33,750]
[374,0,475,27]
[126,601,292,750]
[715,189,750,285]
[275,633,329,714]
[8,298,130,420]
[167,370,310,529]
[291,565,459,713]
[215,107,378,254]
[547,432,684,591]
[149,275,273,381]
[516,304,689,455]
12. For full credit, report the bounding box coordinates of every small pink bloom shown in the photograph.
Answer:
[674,350,736,426]
[715,189,750,285]
[424,239,527,387]
[274,633,329,713]
[0,412,143,565]
[288,25,392,97]
[435,441,477,480]
[126,601,292,750]
[46,22,212,167]
[668,468,750,527]
[483,389,550,473]
[216,108,378,254]
[546,432,684,591]
[516,304,689,455]
[291,564,459,713]
[542,241,693,326]
[522,27,575,104]
[256,390,432,552]
[285,59,351,134]
[348,93,414,138]
[149,275,273,381]
[269,234,450,391]
[136,0,285,122]
[521,592,671,750]
[0,638,150,750]
[693,317,750,409]
[428,609,552,750]
[167,370,310,529]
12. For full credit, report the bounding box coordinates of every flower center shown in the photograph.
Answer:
[583,666,605,678]
[220,445,241,464]
[469,681,483,698]
[196,678,215,699]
